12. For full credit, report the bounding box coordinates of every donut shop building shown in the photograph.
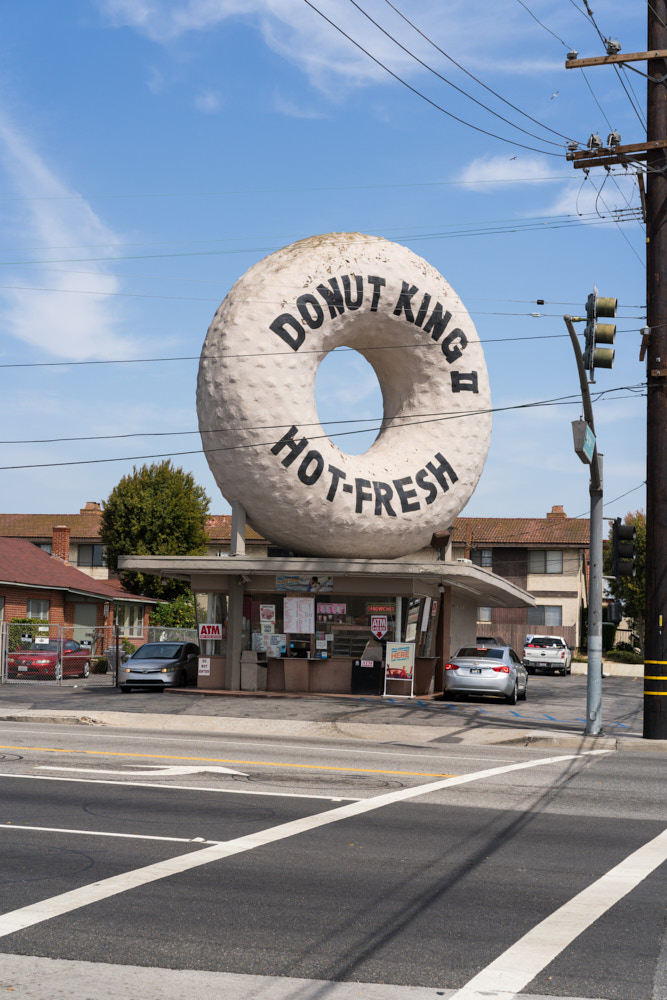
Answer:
[119,546,533,697]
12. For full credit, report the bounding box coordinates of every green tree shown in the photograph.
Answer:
[101,460,210,600]
[150,593,198,630]
[603,509,646,648]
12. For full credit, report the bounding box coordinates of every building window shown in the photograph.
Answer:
[477,606,493,622]
[78,544,106,567]
[26,599,49,620]
[528,550,563,574]
[116,603,144,637]
[471,549,492,567]
[32,541,52,554]
[527,605,563,626]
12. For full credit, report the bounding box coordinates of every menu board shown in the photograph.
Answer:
[284,597,315,634]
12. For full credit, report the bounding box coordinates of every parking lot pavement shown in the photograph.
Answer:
[0,674,663,752]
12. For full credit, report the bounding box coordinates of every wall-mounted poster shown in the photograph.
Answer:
[276,575,334,593]
[317,602,346,623]
[267,633,287,657]
[260,604,276,625]
[283,597,315,634]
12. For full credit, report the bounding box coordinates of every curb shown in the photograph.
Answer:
[1,710,665,752]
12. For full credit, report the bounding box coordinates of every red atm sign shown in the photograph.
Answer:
[198,623,223,640]
[370,615,388,640]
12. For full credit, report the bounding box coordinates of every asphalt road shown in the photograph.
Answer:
[0,719,665,1000]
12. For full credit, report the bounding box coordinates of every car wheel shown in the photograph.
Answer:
[81,661,90,679]
[519,679,527,701]
[505,681,518,705]
[120,686,131,693]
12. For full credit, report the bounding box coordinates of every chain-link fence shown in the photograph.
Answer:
[1,623,201,686]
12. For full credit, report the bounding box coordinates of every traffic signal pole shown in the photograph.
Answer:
[565,317,603,735]
[645,0,667,739]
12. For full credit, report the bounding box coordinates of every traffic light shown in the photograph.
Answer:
[611,518,636,577]
[583,288,616,375]
[607,600,623,624]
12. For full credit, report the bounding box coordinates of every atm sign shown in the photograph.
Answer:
[198,623,223,640]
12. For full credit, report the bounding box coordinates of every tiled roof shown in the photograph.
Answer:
[0,512,104,540]
[205,515,266,542]
[451,515,590,547]
[0,510,267,543]
[0,537,155,603]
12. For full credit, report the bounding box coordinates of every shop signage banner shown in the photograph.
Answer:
[199,623,223,640]
[385,642,415,680]
[366,603,395,616]
[276,575,333,593]
[284,597,315,634]
[370,615,388,640]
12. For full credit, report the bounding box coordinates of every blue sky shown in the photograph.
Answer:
[0,0,648,526]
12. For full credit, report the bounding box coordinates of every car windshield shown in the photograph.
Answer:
[25,642,58,652]
[131,643,183,660]
[530,638,562,647]
[457,647,505,659]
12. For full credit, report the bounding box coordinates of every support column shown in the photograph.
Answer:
[226,575,244,690]
[230,500,246,557]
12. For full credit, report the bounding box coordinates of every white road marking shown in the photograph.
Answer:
[38,763,248,777]
[0,773,354,802]
[0,824,221,845]
[449,826,667,1000]
[0,750,610,938]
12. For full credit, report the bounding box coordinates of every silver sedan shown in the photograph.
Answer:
[120,641,200,693]
[444,645,528,704]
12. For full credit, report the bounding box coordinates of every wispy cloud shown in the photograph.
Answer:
[195,88,223,112]
[458,154,566,190]
[272,94,326,119]
[0,113,139,361]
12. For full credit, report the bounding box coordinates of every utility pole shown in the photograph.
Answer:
[645,0,667,739]
[565,19,667,738]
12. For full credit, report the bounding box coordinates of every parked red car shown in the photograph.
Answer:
[6,640,91,679]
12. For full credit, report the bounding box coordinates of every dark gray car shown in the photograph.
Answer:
[120,641,200,693]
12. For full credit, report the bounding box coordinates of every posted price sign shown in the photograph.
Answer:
[370,615,388,640]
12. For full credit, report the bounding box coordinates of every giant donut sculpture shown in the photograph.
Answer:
[197,233,491,559]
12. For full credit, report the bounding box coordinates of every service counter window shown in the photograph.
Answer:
[247,594,402,659]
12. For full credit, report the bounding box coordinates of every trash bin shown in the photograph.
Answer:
[351,658,384,695]
[241,650,268,691]
[105,648,126,674]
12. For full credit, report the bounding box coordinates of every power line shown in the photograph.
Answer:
[0,385,645,446]
[302,0,564,157]
[0,175,577,205]
[0,328,647,371]
[0,388,646,471]
[347,0,572,148]
[0,210,643,271]
[384,0,577,143]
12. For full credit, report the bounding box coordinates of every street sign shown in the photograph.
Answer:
[572,419,596,464]
[370,615,388,639]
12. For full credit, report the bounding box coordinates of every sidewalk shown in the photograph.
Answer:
[0,676,664,753]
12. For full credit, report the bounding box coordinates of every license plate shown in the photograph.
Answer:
[18,665,28,672]
[470,667,482,674]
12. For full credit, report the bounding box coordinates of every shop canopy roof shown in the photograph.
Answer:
[118,554,534,609]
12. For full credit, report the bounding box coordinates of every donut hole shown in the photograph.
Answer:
[314,347,383,456]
